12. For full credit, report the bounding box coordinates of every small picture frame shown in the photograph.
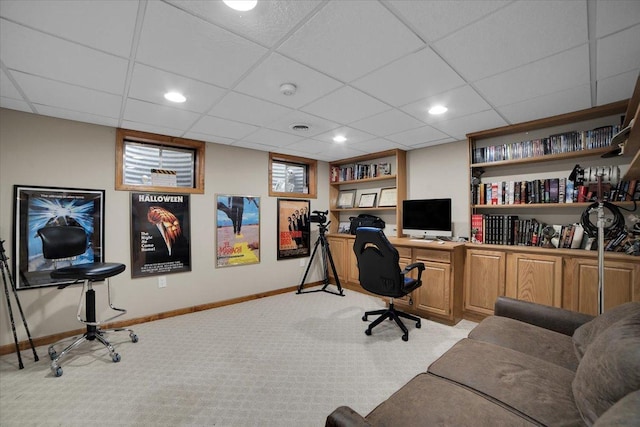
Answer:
[378,187,397,207]
[337,189,357,208]
[338,221,351,233]
[358,192,377,208]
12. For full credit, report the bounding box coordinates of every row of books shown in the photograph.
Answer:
[471,125,621,164]
[471,214,631,252]
[472,179,640,205]
[330,162,392,182]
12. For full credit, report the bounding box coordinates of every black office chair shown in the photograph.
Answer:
[353,227,425,341]
[37,226,137,377]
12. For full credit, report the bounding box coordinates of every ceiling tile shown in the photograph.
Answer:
[319,144,368,162]
[0,97,32,113]
[0,19,128,94]
[387,125,449,146]
[35,104,119,128]
[0,69,22,100]
[167,0,321,47]
[190,115,258,140]
[408,137,457,150]
[121,120,187,138]
[182,132,235,146]
[123,99,200,130]
[277,1,423,82]
[284,138,333,155]
[301,86,390,124]
[12,71,121,118]
[352,47,465,106]
[388,0,510,42]
[597,25,640,80]
[136,1,267,87]
[497,84,592,124]
[434,0,587,81]
[597,69,640,106]
[234,53,343,108]
[209,92,293,127]
[475,45,590,107]
[242,128,305,147]
[431,110,508,140]
[313,126,375,145]
[232,140,278,152]
[595,0,640,38]
[350,109,424,137]
[128,64,226,113]
[0,0,138,57]
[350,138,408,153]
[266,110,340,137]
[402,85,492,124]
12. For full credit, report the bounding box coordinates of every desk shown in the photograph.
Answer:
[326,235,465,325]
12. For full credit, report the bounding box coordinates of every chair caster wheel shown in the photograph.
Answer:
[362,315,367,321]
[112,353,121,363]
[48,350,58,360]
[53,367,63,377]
[416,321,421,328]
[402,334,409,342]
[365,329,372,336]
[130,333,138,343]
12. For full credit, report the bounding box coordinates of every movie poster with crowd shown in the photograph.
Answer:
[277,198,311,260]
[130,192,191,278]
[216,195,260,268]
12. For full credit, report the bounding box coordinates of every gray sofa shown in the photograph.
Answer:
[326,297,640,426]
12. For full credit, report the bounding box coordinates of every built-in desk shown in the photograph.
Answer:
[326,234,465,325]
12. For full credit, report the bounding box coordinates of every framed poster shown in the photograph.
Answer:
[130,192,191,278]
[13,185,105,290]
[216,195,260,267]
[277,198,311,260]
[378,187,397,207]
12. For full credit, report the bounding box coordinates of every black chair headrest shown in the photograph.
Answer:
[38,226,87,260]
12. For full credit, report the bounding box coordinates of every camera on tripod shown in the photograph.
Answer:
[308,210,328,225]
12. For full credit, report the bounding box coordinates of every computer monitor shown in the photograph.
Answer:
[402,198,452,239]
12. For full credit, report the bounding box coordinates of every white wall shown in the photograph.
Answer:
[0,109,330,347]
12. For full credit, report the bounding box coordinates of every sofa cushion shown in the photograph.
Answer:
[573,311,640,426]
[592,390,640,427]
[469,315,579,370]
[365,373,537,427]
[428,338,585,426]
[573,302,640,360]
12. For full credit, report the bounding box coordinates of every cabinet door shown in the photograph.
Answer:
[506,253,563,308]
[326,237,347,284]
[464,249,506,316]
[415,261,450,317]
[568,258,640,315]
[347,244,360,286]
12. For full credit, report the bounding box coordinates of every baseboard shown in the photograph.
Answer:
[0,283,313,356]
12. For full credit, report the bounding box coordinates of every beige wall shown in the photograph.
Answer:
[0,109,330,346]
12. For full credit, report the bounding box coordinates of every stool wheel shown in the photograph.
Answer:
[112,353,121,363]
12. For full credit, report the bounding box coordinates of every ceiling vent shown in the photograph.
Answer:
[290,123,310,132]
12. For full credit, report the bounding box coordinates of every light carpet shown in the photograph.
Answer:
[0,287,476,426]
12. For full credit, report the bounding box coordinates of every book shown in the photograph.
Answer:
[570,223,585,249]
[471,214,484,243]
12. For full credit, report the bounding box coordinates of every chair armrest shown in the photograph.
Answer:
[494,297,595,336]
[325,406,372,427]
[402,262,425,281]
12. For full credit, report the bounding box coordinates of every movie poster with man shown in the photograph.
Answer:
[277,198,311,260]
[130,192,191,278]
[216,195,260,268]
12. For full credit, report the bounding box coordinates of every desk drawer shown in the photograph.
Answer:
[414,248,451,263]
[396,246,412,259]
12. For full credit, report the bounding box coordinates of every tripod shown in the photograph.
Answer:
[0,239,39,369]
[297,221,344,296]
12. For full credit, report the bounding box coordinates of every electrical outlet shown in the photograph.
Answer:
[158,276,167,288]
[299,258,306,267]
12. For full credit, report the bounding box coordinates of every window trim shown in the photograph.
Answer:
[268,152,317,199]
[115,128,205,194]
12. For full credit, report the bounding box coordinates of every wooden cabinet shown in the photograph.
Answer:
[328,149,406,237]
[326,235,347,285]
[506,252,563,307]
[464,248,506,318]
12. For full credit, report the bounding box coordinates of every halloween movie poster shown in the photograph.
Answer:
[277,198,310,260]
[130,192,191,277]
[216,195,260,268]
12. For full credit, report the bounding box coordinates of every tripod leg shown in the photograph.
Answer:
[322,236,344,295]
[297,237,321,293]
[1,265,24,369]
[4,265,39,361]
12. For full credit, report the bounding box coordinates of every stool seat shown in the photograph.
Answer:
[50,262,126,281]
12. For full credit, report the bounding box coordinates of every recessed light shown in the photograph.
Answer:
[223,0,257,11]
[333,135,347,143]
[164,92,186,103]
[428,105,448,115]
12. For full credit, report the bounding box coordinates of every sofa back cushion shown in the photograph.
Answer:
[572,311,640,426]
[572,302,640,360]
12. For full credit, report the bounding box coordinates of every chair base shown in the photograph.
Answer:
[362,301,421,341]
[48,326,138,377]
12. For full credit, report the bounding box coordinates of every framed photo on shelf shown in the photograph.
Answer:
[378,187,397,207]
[337,189,357,208]
[338,221,351,233]
[358,192,377,208]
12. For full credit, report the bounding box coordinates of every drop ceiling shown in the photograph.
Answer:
[1,0,639,162]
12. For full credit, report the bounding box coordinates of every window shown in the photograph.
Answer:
[116,129,205,194]
[269,152,317,199]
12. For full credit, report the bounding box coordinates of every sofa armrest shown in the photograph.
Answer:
[494,297,594,336]
[325,406,372,427]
